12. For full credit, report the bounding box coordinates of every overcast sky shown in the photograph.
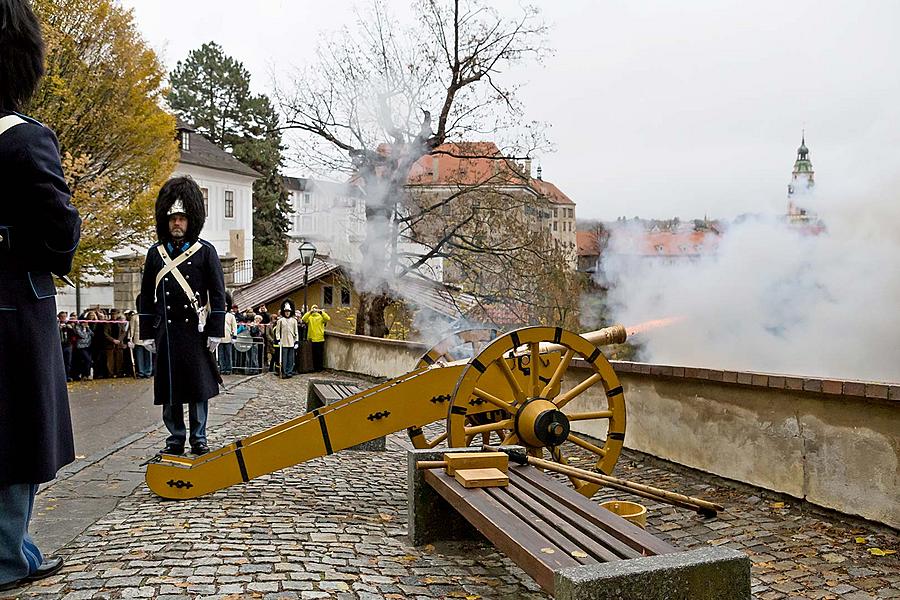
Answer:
[121,0,900,220]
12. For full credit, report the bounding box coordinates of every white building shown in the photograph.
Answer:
[283,176,366,264]
[174,122,260,268]
[55,122,260,313]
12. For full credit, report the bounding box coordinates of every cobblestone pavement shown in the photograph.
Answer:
[4,371,898,599]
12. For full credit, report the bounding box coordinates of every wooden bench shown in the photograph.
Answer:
[306,379,385,451]
[408,447,750,599]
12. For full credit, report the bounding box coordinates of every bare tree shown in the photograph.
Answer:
[277,0,552,336]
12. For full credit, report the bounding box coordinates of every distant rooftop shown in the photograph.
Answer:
[176,119,262,179]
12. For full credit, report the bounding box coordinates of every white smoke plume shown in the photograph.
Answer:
[598,182,900,383]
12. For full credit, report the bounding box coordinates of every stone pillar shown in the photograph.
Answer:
[112,254,144,310]
[220,255,236,289]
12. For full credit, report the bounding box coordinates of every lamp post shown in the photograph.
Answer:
[298,240,317,313]
[297,241,317,374]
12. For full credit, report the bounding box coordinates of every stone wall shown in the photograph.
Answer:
[325,331,426,379]
[566,360,900,530]
[322,334,900,529]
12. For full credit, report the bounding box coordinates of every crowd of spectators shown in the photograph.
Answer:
[56,308,149,381]
[57,301,328,382]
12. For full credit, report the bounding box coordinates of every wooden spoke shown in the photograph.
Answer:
[554,373,604,410]
[501,431,519,445]
[530,342,541,397]
[464,419,514,437]
[541,348,574,398]
[527,447,543,459]
[426,431,447,448]
[566,410,614,422]
[568,433,608,457]
[551,446,587,489]
[472,387,516,413]
[497,357,526,403]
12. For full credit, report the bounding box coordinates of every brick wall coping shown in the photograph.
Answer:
[323,332,899,403]
[326,330,428,351]
[584,359,899,403]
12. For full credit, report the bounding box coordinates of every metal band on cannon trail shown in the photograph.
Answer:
[234,440,249,482]
[314,408,333,454]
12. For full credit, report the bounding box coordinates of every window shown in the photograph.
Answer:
[340,287,351,306]
[303,193,311,207]
[553,208,558,218]
[201,187,209,216]
[553,221,558,232]
[322,285,333,306]
[224,190,234,218]
[181,132,190,151]
[287,191,294,208]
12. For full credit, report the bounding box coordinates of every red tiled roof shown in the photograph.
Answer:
[616,230,720,257]
[530,177,574,205]
[577,231,601,257]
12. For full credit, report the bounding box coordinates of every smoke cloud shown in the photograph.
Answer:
[597,182,900,383]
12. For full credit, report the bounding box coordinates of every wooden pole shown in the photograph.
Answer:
[483,445,722,516]
[415,460,447,470]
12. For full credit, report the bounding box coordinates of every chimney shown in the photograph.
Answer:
[432,155,440,183]
[536,165,542,180]
[521,159,532,178]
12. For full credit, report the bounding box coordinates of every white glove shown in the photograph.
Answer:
[207,337,222,353]
[127,341,135,349]
[142,340,155,353]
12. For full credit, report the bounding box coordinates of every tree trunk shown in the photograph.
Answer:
[355,291,391,338]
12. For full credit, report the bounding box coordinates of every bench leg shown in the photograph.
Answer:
[406,448,486,546]
[554,546,751,600]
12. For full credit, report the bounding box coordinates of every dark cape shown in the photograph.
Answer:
[0,112,81,485]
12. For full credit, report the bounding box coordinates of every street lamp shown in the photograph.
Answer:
[298,240,317,314]
[297,240,317,374]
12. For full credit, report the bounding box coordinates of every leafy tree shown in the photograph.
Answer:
[278,0,551,336]
[30,0,178,279]
[168,42,290,278]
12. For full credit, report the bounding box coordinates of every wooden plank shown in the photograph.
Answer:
[511,465,677,556]
[424,468,579,593]
[445,452,509,475]
[455,468,509,488]
[485,486,600,565]
[502,482,630,562]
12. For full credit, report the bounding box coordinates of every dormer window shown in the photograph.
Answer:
[181,131,190,151]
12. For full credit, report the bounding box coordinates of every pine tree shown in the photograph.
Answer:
[168,43,290,277]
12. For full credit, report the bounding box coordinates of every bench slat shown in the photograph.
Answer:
[424,468,580,593]
[501,477,635,561]
[484,486,605,565]
[512,465,677,556]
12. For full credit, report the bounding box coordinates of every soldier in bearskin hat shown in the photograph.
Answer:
[0,0,82,591]
[138,176,226,456]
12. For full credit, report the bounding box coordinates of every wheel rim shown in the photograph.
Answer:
[447,326,626,497]
[408,328,499,449]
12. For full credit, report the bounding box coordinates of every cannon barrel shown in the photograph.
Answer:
[540,324,627,355]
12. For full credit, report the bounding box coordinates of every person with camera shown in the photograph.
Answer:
[301,304,331,372]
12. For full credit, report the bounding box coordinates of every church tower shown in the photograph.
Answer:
[787,133,815,223]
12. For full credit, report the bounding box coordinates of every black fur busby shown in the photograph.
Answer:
[279,298,295,318]
[155,176,206,243]
[0,0,45,112]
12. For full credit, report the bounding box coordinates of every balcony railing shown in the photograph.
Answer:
[233,259,254,285]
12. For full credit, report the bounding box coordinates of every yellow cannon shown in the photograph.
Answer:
[146,325,629,500]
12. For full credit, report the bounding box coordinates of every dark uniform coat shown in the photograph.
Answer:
[138,239,226,405]
[0,112,81,485]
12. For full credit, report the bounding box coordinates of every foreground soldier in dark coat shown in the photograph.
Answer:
[139,177,226,456]
[0,0,81,590]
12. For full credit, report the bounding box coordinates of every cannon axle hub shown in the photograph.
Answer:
[515,398,570,448]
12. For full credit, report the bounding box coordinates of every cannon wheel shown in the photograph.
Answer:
[408,328,500,449]
[447,326,626,497]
